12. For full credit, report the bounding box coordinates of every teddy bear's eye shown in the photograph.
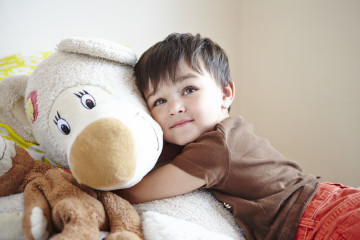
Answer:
[75,90,96,109]
[81,94,96,109]
[57,119,71,135]
[54,112,71,135]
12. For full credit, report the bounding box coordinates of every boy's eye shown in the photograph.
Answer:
[154,98,166,107]
[183,87,197,95]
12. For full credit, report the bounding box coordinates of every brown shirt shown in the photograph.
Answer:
[171,116,320,240]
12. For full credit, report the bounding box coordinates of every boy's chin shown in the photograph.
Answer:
[168,136,197,146]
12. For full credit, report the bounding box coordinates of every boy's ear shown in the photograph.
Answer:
[221,80,235,110]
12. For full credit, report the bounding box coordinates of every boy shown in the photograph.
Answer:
[117,33,360,239]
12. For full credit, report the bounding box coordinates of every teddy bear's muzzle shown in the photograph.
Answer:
[68,117,136,189]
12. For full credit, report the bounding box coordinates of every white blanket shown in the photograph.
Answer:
[135,189,245,240]
[0,190,245,240]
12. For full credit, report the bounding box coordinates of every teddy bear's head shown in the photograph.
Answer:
[0,37,163,190]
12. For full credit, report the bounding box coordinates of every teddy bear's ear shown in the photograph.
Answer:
[0,75,36,142]
[57,37,137,66]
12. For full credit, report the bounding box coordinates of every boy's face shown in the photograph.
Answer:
[144,61,231,146]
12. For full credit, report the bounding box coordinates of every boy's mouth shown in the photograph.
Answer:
[170,119,194,128]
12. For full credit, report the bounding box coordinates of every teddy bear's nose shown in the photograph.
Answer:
[69,118,136,189]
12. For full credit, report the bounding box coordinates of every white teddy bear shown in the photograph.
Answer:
[0,37,244,240]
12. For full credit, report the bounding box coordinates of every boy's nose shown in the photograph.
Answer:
[169,100,185,116]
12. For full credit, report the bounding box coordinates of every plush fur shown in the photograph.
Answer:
[0,138,142,240]
[0,37,162,239]
[135,189,244,240]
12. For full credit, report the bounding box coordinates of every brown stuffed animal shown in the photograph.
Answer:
[0,138,143,240]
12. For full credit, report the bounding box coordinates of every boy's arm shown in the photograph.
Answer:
[115,163,205,204]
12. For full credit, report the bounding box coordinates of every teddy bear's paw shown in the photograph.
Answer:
[30,207,50,240]
[106,231,142,240]
[0,138,16,176]
[50,231,109,240]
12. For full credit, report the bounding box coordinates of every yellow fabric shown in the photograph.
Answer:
[0,123,61,166]
[0,52,50,81]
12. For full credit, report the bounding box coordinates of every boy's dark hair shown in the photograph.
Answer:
[134,33,231,94]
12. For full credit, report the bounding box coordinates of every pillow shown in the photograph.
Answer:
[0,52,61,167]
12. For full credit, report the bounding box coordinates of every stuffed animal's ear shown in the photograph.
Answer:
[0,75,36,142]
[57,37,137,66]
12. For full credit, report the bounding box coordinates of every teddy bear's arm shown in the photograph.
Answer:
[22,180,52,240]
[98,191,143,240]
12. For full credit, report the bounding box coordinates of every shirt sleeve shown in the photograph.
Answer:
[170,129,229,188]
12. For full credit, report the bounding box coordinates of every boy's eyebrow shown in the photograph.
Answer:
[145,73,198,101]
[145,90,155,101]
[175,73,197,82]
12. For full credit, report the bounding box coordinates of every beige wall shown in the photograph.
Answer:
[237,1,360,186]
[1,0,359,186]
[0,0,241,63]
